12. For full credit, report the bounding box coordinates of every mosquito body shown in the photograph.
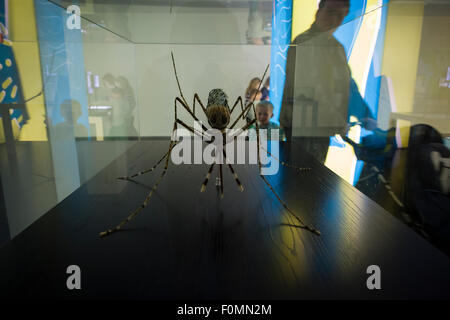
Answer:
[205,89,231,131]
[99,52,320,238]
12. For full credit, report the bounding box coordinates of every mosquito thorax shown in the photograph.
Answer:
[206,89,231,130]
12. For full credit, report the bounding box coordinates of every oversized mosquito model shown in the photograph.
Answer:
[99,52,320,238]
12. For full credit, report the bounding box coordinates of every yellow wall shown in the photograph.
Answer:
[381,2,424,146]
[9,0,47,141]
[291,0,318,41]
[348,0,381,96]
[381,2,424,113]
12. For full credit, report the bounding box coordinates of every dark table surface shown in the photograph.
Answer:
[1,139,449,299]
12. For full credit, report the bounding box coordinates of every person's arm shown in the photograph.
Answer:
[347,78,377,131]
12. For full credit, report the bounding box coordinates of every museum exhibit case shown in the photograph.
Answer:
[0,0,449,300]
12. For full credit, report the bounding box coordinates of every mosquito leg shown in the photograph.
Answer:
[175,94,212,142]
[100,139,176,238]
[222,149,244,192]
[254,103,262,173]
[117,146,174,181]
[254,112,320,236]
[172,52,210,134]
[117,100,210,182]
[193,93,208,118]
[171,52,189,107]
[224,118,256,145]
[175,97,209,133]
[118,96,207,182]
[229,96,246,120]
[200,162,216,192]
[100,97,189,237]
[227,162,244,191]
[176,119,212,141]
[171,51,208,124]
[259,174,320,235]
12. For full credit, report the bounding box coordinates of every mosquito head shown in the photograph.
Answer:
[206,89,230,130]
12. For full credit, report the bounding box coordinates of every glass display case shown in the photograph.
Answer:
[0,0,449,300]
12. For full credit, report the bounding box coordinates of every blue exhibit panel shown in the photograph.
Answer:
[34,0,89,133]
[270,0,292,124]
[0,0,27,128]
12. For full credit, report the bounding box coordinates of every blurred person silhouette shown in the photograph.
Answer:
[108,87,136,138]
[56,99,88,137]
[98,73,116,101]
[260,77,270,101]
[103,73,116,90]
[115,76,136,110]
[247,1,272,45]
[115,76,137,132]
[280,0,375,163]
[245,77,261,105]
[245,88,263,124]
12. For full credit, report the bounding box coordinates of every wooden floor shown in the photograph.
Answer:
[0,140,449,299]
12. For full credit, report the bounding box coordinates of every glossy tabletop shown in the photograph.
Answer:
[1,139,449,299]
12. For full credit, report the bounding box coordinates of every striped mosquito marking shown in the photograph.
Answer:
[201,163,216,192]
[227,163,244,192]
[222,149,244,192]
[117,150,171,181]
[259,174,320,236]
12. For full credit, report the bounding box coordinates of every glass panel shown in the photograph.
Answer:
[0,0,139,243]
[51,0,274,45]
[0,0,449,254]
[285,0,449,248]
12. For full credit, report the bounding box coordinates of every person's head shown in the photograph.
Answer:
[255,101,274,126]
[102,73,116,89]
[315,0,350,33]
[115,76,131,91]
[246,77,261,95]
[248,88,262,102]
[60,99,82,123]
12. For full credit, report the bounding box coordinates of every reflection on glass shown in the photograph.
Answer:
[0,0,448,254]
[0,0,138,245]
[247,0,272,45]
[278,0,449,251]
